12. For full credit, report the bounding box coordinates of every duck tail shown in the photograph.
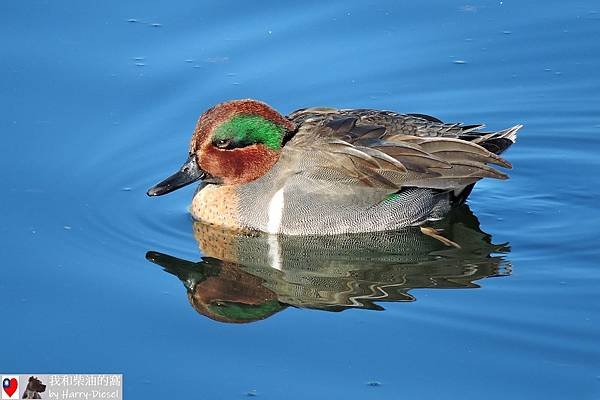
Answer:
[451,124,522,205]
[476,124,523,155]
[497,124,523,144]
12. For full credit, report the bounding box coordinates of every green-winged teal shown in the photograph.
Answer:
[148,99,521,234]
[146,205,510,323]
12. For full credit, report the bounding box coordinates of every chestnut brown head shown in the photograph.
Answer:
[147,99,294,196]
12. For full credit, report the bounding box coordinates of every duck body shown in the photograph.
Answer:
[149,100,521,235]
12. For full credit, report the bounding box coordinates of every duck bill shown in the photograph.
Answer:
[145,251,222,291]
[147,155,206,196]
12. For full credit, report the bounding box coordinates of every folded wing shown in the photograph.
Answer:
[284,108,521,194]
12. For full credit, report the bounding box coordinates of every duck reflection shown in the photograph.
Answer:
[146,205,510,323]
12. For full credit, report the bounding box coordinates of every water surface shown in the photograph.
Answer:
[1,0,599,398]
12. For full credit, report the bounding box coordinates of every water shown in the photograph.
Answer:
[1,0,599,398]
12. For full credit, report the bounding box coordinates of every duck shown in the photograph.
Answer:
[147,99,521,235]
[145,205,510,323]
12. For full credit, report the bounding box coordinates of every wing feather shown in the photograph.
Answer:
[283,110,517,196]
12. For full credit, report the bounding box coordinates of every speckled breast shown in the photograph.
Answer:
[191,177,450,235]
[191,184,245,231]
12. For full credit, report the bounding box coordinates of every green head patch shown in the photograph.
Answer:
[207,299,285,323]
[212,115,285,150]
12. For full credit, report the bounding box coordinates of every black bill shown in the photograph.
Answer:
[147,155,206,196]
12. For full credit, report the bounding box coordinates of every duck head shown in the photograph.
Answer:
[146,251,285,323]
[147,99,295,196]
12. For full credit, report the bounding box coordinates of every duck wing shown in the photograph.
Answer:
[284,108,521,193]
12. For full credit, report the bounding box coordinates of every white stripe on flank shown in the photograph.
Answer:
[267,235,282,271]
[266,188,285,234]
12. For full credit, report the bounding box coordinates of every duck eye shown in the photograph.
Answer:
[215,139,232,149]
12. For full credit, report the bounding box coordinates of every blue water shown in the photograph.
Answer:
[2,0,599,398]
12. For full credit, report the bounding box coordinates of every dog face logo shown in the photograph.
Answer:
[1,375,19,399]
[22,377,46,399]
